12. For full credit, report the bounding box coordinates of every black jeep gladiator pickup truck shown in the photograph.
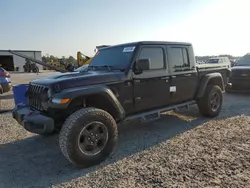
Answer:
[12,41,229,168]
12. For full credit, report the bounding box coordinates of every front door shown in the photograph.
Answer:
[167,45,198,104]
[133,45,171,112]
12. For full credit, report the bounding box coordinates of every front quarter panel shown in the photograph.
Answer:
[48,84,126,120]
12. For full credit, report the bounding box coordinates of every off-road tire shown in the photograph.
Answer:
[59,107,118,168]
[197,85,223,117]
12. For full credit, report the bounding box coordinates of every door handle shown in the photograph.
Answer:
[135,97,141,102]
[124,81,132,87]
[134,80,140,84]
[184,74,191,77]
[171,75,176,79]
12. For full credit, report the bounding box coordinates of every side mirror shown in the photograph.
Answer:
[134,59,150,74]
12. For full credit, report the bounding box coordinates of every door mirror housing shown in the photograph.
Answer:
[133,59,150,74]
[136,59,150,70]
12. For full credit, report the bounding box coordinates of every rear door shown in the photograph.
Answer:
[133,45,171,112]
[167,45,198,104]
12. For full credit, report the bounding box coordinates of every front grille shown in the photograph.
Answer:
[231,70,250,77]
[27,84,48,111]
[232,78,250,90]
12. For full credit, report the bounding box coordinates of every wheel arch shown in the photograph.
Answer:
[52,85,126,122]
[196,73,225,98]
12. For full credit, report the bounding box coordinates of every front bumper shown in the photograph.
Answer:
[226,77,250,93]
[12,106,55,134]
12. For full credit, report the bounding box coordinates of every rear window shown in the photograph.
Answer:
[207,59,219,64]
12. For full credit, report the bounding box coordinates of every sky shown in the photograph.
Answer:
[0,0,250,58]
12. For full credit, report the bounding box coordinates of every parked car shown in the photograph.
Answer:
[226,53,250,92]
[0,67,11,94]
[230,60,237,67]
[12,41,229,168]
[206,57,231,68]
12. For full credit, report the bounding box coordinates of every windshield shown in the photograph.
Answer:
[89,45,136,69]
[236,54,250,66]
[207,59,219,64]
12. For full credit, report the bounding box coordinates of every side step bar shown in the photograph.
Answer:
[124,100,196,122]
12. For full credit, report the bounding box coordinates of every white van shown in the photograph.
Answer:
[206,57,231,68]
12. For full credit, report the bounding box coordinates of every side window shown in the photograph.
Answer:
[170,47,190,70]
[182,48,189,66]
[138,47,164,69]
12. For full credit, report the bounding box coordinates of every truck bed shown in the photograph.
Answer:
[196,63,230,88]
[196,62,230,69]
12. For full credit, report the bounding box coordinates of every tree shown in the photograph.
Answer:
[49,55,57,62]
[42,56,50,62]
[66,56,77,66]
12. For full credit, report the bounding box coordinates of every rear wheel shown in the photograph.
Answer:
[197,85,223,117]
[59,107,118,168]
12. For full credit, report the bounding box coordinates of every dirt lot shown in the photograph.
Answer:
[0,73,250,188]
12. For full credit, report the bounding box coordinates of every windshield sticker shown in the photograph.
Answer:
[123,46,135,52]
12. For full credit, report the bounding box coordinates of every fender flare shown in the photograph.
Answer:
[196,73,225,98]
[49,85,126,120]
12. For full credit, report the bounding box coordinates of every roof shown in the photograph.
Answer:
[101,41,192,50]
[0,50,41,53]
[138,41,192,45]
[96,45,110,49]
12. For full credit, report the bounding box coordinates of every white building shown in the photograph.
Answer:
[0,50,42,72]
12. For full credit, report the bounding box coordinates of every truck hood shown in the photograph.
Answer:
[31,70,126,89]
[231,66,250,77]
[231,66,250,71]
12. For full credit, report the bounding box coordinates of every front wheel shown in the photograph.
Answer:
[59,107,118,168]
[197,85,223,117]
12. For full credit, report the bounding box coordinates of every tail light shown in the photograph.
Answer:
[0,71,10,77]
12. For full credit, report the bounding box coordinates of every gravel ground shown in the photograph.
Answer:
[55,115,250,188]
[0,73,250,188]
